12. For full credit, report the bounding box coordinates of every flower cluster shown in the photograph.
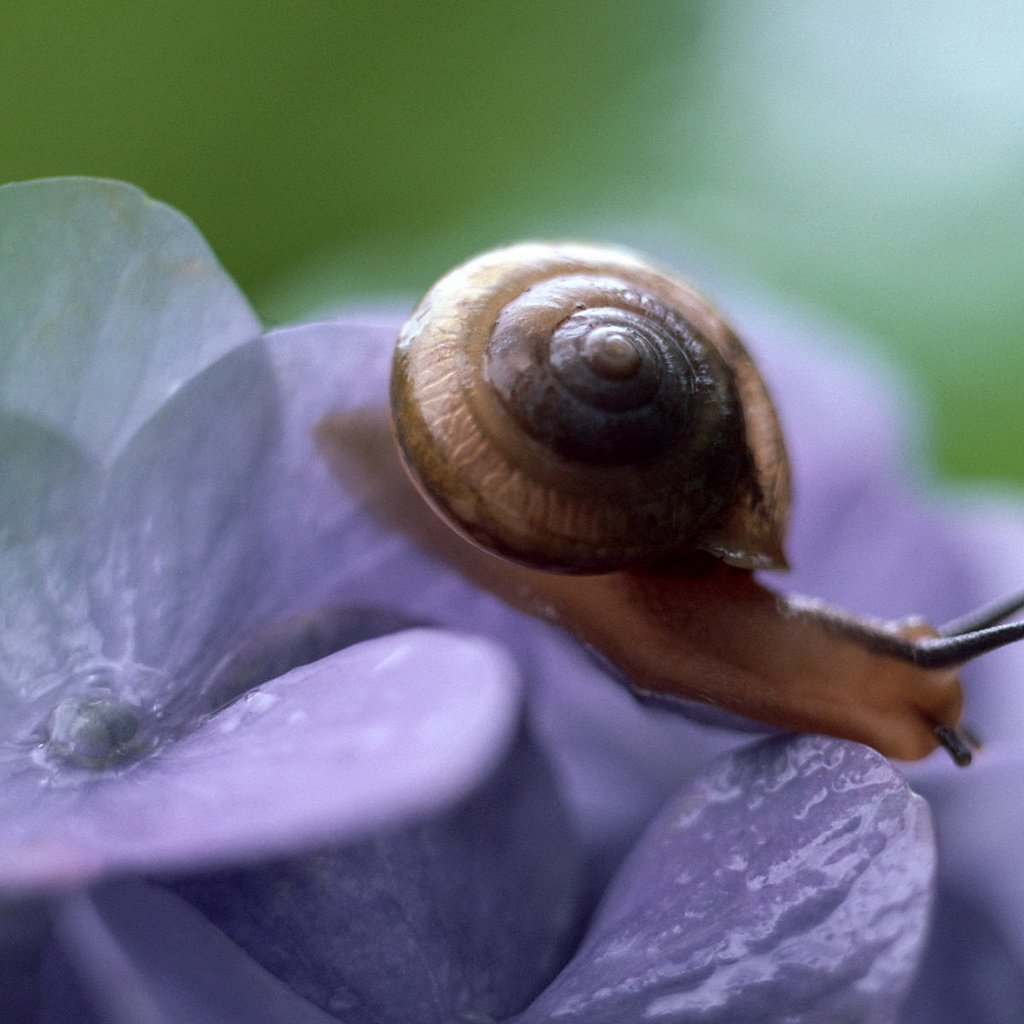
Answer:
[1,179,1023,1023]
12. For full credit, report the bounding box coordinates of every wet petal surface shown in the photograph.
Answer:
[0,630,522,894]
[517,735,935,1024]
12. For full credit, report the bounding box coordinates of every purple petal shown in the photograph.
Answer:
[895,499,1024,1019]
[902,886,1024,1024]
[903,746,1024,1024]
[740,302,976,627]
[41,880,338,1024]
[0,301,729,906]
[167,705,582,1023]
[735,300,1024,1018]
[518,735,935,1024]
[0,629,521,894]
[0,897,47,1024]
[937,495,1024,737]
[0,179,260,465]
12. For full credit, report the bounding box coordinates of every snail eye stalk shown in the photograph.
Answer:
[934,725,976,767]
[834,592,1024,670]
[914,619,1024,668]
[899,590,1024,768]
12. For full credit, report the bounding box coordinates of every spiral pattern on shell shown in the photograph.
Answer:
[391,243,790,572]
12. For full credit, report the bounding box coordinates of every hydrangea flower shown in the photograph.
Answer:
[1,178,1022,1023]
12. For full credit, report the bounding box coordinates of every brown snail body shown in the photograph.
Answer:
[389,243,1024,765]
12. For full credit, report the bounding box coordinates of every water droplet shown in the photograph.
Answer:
[45,693,141,768]
[243,689,279,712]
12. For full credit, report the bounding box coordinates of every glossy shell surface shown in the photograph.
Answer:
[391,243,790,572]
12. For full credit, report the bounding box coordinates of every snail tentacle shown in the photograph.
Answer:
[938,587,1024,636]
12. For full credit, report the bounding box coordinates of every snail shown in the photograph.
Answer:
[389,242,1024,766]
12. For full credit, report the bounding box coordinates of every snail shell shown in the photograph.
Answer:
[390,242,790,573]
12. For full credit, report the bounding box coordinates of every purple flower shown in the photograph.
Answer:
[0,179,1021,1023]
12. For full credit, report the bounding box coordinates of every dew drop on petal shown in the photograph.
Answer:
[45,693,141,768]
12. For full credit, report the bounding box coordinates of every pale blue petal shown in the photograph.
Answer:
[0,178,266,728]
[0,341,278,735]
[0,178,260,465]
[94,341,278,684]
[0,415,101,721]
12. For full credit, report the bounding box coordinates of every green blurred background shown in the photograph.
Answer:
[3,1,1021,483]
